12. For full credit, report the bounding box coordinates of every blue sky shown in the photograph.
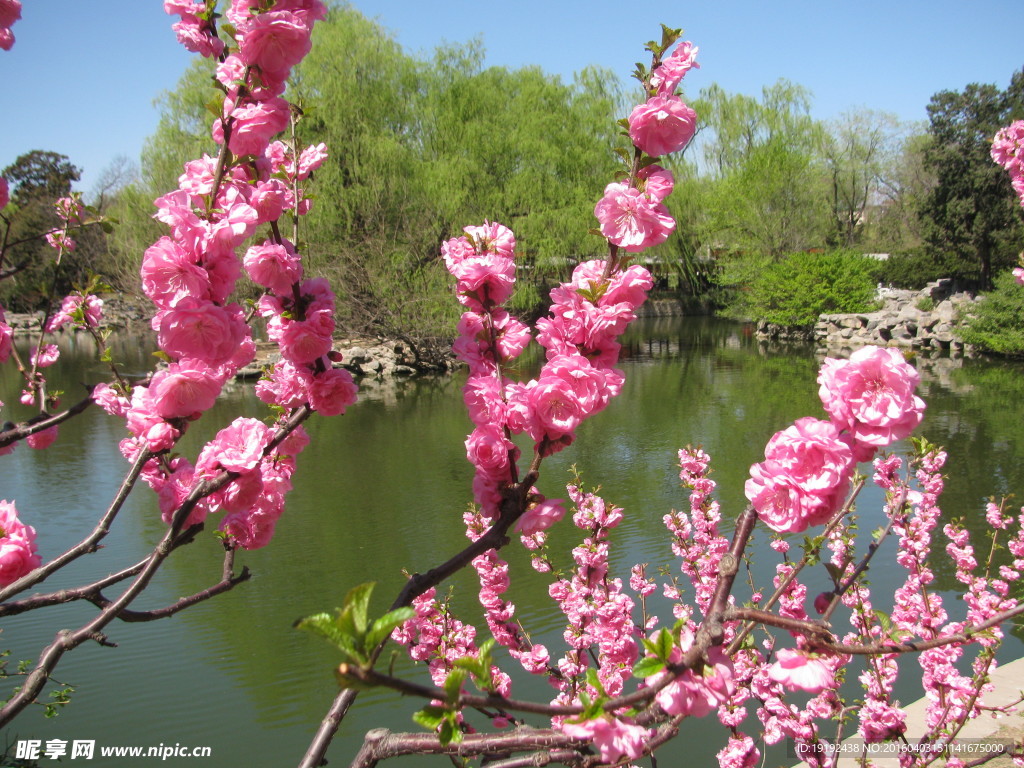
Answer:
[2,0,1021,196]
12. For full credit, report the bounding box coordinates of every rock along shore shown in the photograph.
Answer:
[756,279,984,356]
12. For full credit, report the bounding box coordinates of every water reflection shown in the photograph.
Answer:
[1,319,1022,766]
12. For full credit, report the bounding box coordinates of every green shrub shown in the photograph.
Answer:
[872,248,975,289]
[959,270,1024,356]
[727,250,880,327]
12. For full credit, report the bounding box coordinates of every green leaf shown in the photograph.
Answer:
[633,656,666,678]
[444,668,466,704]
[412,705,447,730]
[294,612,363,663]
[344,581,376,636]
[438,718,455,746]
[365,606,415,649]
[824,563,842,585]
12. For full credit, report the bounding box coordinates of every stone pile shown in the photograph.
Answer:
[814,279,980,354]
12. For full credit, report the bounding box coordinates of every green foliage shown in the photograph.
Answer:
[959,270,1024,356]
[922,69,1024,287]
[295,582,415,672]
[287,6,621,339]
[870,248,964,289]
[727,250,879,327]
[690,81,831,259]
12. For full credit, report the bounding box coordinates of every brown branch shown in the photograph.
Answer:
[0,445,152,602]
[0,407,311,727]
[808,601,1024,655]
[0,392,96,449]
[350,727,581,768]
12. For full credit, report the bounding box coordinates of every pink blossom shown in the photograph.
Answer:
[465,423,514,476]
[0,1,20,35]
[219,494,284,550]
[46,293,104,332]
[463,221,515,258]
[0,177,8,210]
[256,360,312,408]
[307,366,358,416]
[196,418,273,475]
[650,40,699,95]
[141,236,210,308]
[628,95,697,157]
[244,240,303,294]
[594,181,675,252]
[991,120,1024,175]
[26,426,58,450]
[0,499,40,587]
[0,27,12,51]
[526,377,584,441]
[296,142,328,178]
[171,18,225,59]
[149,359,226,419]
[745,417,854,531]
[514,499,565,535]
[560,716,648,763]
[156,299,250,366]
[30,344,59,368]
[637,164,675,203]
[1014,267,1024,286]
[717,734,759,768]
[768,648,834,694]
[91,383,130,418]
[818,346,925,449]
[217,97,291,158]
[249,178,293,222]
[237,10,312,78]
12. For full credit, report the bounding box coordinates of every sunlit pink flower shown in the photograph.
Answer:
[560,716,648,764]
[307,366,357,416]
[818,346,925,449]
[637,164,675,203]
[515,498,565,535]
[30,344,59,368]
[650,40,699,95]
[149,359,226,419]
[0,499,40,587]
[156,299,250,366]
[237,10,311,77]
[217,97,291,158]
[628,95,697,157]
[244,240,303,294]
[768,648,834,694]
[594,181,675,252]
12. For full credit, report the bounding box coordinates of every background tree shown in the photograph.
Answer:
[819,109,904,248]
[690,81,830,260]
[921,69,1024,288]
[0,150,86,310]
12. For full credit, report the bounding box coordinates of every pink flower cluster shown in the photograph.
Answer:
[0,0,20,51]
[746,346,924,533]
[991,120,1024,285]
[444,222,653,522]
[45,293,103,333]
[646,635,737,719]
[0,499,40,587]
[593,39,695,253]
[992,120,1024,209]
[560,715,647,764]
[114,0,345,549]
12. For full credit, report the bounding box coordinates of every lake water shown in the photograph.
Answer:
[1,317,1022,766]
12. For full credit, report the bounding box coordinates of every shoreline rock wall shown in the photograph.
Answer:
[757,280,983,356]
